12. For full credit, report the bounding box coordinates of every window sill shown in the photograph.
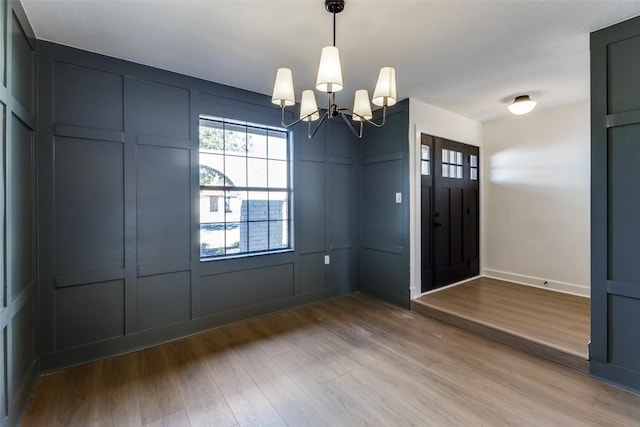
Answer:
[200,248,294,263]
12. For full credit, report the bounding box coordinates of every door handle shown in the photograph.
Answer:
[434,222,443,228]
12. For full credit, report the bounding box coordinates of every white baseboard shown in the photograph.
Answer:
[482,268,590,298]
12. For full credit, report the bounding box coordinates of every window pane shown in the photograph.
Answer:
[421,160,430,176]
[450,164,457,177]
[456,151,463,165]
[471,168,478,180]
[248,157,268,188]
[268,160,287,188]
[248,221,269,252]
[442,165,449,178]
[226,222,243,255]
[224,123,247,154]
[209,196,218,213]
[200,189,225,224]
[269,192,288,221]
[442,149,449,163]
[421,145,430,160]
[200,223,226,257]
[224,155,247,187]
[470,154,478,167]
[246,191,269,221]
[199,153,226,186]
[269,220,288,250]
[457,165,463,179]
[199,120,224,150]
[226,190,245,223]
[247,128,267,158]
[268,131,287,160]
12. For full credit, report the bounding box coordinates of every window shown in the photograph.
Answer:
[420,144,431,176]
[442,148,463,179]
[199,117,291,258]
[470,154,478,180]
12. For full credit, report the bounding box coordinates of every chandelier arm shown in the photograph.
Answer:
[280,105,323,129]
[338,105,388,128]
[338,111,363,139]
[308,110,330,138]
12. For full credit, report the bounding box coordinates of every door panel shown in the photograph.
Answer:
[421,186,433,291]
[434,138,469,288]
[466,187,480,274]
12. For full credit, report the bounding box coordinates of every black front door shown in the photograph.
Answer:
[421,135,479,292]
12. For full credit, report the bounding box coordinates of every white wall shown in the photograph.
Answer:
[408,98,483,299]
[482,100,590,296]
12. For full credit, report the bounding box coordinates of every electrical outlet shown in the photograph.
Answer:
[395,192,402,203]
[324,255,330,265]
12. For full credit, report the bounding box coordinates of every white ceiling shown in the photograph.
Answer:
[21,0,640,122]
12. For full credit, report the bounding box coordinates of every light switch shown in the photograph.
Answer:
[324,255,330,265]
[396,192,402,203]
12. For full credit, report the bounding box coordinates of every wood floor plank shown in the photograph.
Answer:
[21,294,639,427]
[135,345,186,426]
[226,322,335,427]
[193,329,286,427]
[142,408,190,427]
[22,360,97,426]
[89,352,143,427]
[162,338,237,427]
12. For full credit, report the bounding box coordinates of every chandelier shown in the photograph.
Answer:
[271,0,397,139]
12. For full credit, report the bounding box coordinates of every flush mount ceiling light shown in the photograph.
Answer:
[508,95,537,115]
[271,0,397,139]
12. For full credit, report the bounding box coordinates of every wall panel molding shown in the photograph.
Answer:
[53,125,124,143]
[36,39,357,373]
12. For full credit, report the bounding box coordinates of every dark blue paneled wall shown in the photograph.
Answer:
[36,41,361,371]
[3,1,38,425]
[591,15,640,392]
[359,102,410,308]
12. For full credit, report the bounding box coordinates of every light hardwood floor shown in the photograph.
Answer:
[22,294,639,426]
[412,277,591,372]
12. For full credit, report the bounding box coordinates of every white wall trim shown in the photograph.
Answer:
[483,268,590,298]
[408,98,484,300]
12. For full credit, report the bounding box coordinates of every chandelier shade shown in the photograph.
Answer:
[316,46,344,93]
[271,0,397,138]
[271,68,295,106]
[372,67,397,107]
[300,90,320,121]
[352,89,373,121]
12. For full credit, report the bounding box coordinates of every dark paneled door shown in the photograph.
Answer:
[421,135,479,292]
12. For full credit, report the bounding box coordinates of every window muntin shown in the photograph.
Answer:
[199,117,291,258]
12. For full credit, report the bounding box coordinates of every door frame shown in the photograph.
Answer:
[409,128,482,299]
